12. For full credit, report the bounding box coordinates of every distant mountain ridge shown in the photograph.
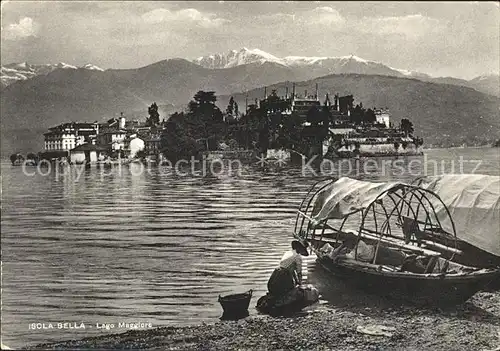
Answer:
[1,62,105,87]
[1,55,498,155]
[2,48,498,96]
[193,47,416,77]
[194,48,499,96]
[193,48,284,69]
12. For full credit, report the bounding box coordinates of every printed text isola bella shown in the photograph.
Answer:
[29,322,153,330]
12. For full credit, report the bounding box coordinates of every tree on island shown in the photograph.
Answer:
[277,111,304,151]
[236,103,261,149]
[187,91,224,150]
[259,90,290,150]
[226,96,239,120]
[400,118,414,137]
[234,100,239,117]
[160,91,225,157]
[306,106,323,126]
[413,136,424,148]
[349,104,364,125]
[10,153,20,165]
[364,108,377,124]
[258,119,270,153]
[348,102,378,125]
[160,111,202,161]
[26,152,38,165]
[147,103,160,126]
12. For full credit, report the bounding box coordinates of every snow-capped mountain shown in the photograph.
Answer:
[387,66,432,79]
[192,48,499,96]
[81,63,105,71]
[193,48,433,78]
[193,48,284,69]
[1,62,105,87]
[282,54,370,66]
[194,48,383,69]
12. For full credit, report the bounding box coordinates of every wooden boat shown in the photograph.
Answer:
[412,174,500,289]
[293,177,500,307]
[218,289,253,318]
[411,175,500,267]
[9,153,24,166]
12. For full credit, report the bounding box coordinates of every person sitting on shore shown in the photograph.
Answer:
[267,240,309,298]
[257,241,320,316]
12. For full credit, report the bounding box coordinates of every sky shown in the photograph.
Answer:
[1,1,498,79]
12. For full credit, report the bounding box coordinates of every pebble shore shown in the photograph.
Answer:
[29,292,500,350]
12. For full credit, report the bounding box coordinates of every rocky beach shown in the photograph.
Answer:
[29,292,500,350]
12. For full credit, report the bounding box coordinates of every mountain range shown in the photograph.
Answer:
[1,48,499,155]
[193,48,498,97]
[194,47,427,78]
[1,62,104,87]
[2,48,498,96]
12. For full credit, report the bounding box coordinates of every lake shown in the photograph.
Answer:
[1,147,499,348]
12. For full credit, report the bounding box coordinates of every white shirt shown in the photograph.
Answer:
[279,250,303,280]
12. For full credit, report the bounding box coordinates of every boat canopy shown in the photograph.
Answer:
[295,177,461,262]
[310,177,405,223]
[413,174,500,257]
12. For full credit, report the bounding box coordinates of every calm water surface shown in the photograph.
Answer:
[1,148,499,348]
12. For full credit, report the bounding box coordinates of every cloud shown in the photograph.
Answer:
[359,14,445,39]
[0,2,496,79]
[252,6,345,33]
[256,13,295,23]
[141,8,229,28]
[2,17,39,40]
[310,6,346,26]
[281,6,346,28]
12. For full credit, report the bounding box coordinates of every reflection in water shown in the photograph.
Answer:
[1,148,499,348]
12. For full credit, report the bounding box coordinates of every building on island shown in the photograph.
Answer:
[375,108,391,128]
[43,122,100,151]
[69,143,107,164]
[42,122,101,160]
[281,83,321,121]
[143,135,162,155]
[97,128,127,151]
[106,114,126,130]
[44,123,91,151]
[40,110,164,162]
[252,83,420,158]
[44,128,78,152]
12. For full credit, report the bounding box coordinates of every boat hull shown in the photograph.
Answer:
[424,233,500,290]
[316,256,499,307]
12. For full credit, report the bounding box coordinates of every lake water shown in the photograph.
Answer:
[1,148,499,348]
